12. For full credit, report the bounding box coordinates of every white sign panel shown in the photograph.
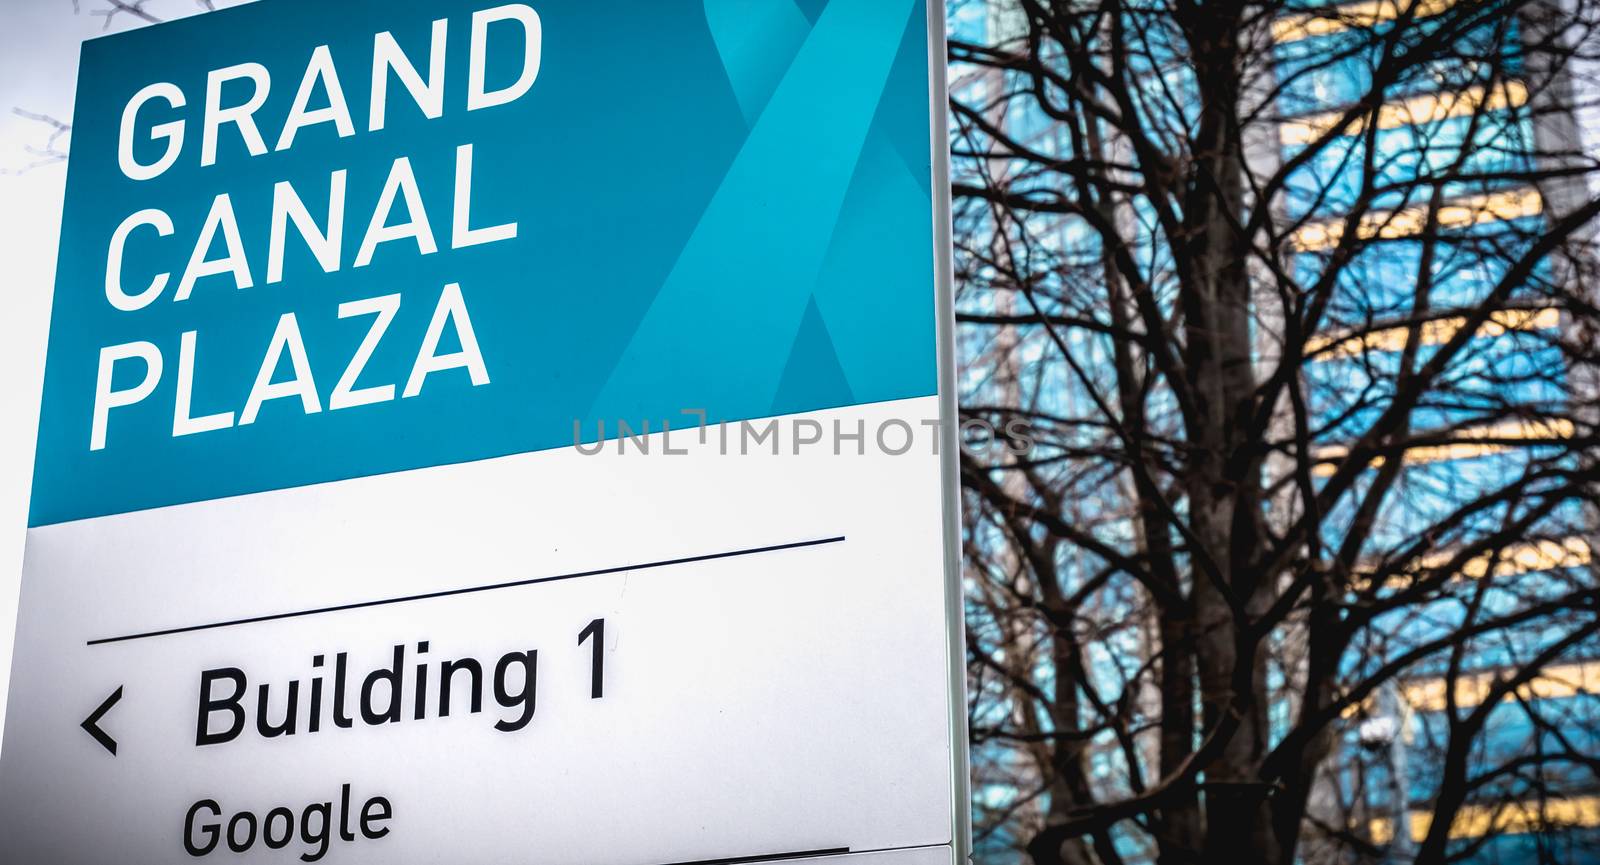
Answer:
[0,1,967,863]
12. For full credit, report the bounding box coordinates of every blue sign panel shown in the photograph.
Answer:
[32,0,937,525]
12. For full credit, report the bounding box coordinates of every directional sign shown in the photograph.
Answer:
[79,686,123,756]
[0,1,967,864]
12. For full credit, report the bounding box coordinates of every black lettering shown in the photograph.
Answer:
[579,617,605,699]
[196,668,246,747]
[257,681,299,738]
[360,796,392,839]
[439,657,482,717]
[183,799,221,857]
[226,811,257,853]
[299,802,331,862]
[309,655,324,734]
[262,807,294,849]
[493,650,537,733]
[414,641,430,721]
[333,652,353,729]
[338,783,356,842]
[360,645,404,726]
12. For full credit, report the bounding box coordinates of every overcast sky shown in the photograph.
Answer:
[0,0,251,752]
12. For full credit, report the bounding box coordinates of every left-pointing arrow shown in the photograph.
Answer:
[81,686,122,756]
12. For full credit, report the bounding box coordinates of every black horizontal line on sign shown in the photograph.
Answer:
[656,849,851,865]
[87,535,847,647]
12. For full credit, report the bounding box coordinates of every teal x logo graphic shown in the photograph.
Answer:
[592,0,935,424]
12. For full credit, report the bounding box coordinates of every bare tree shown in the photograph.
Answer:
[950,0,1600,862]
[3,0,229,177]
[79,0,219,30]
[1,109,70,176]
